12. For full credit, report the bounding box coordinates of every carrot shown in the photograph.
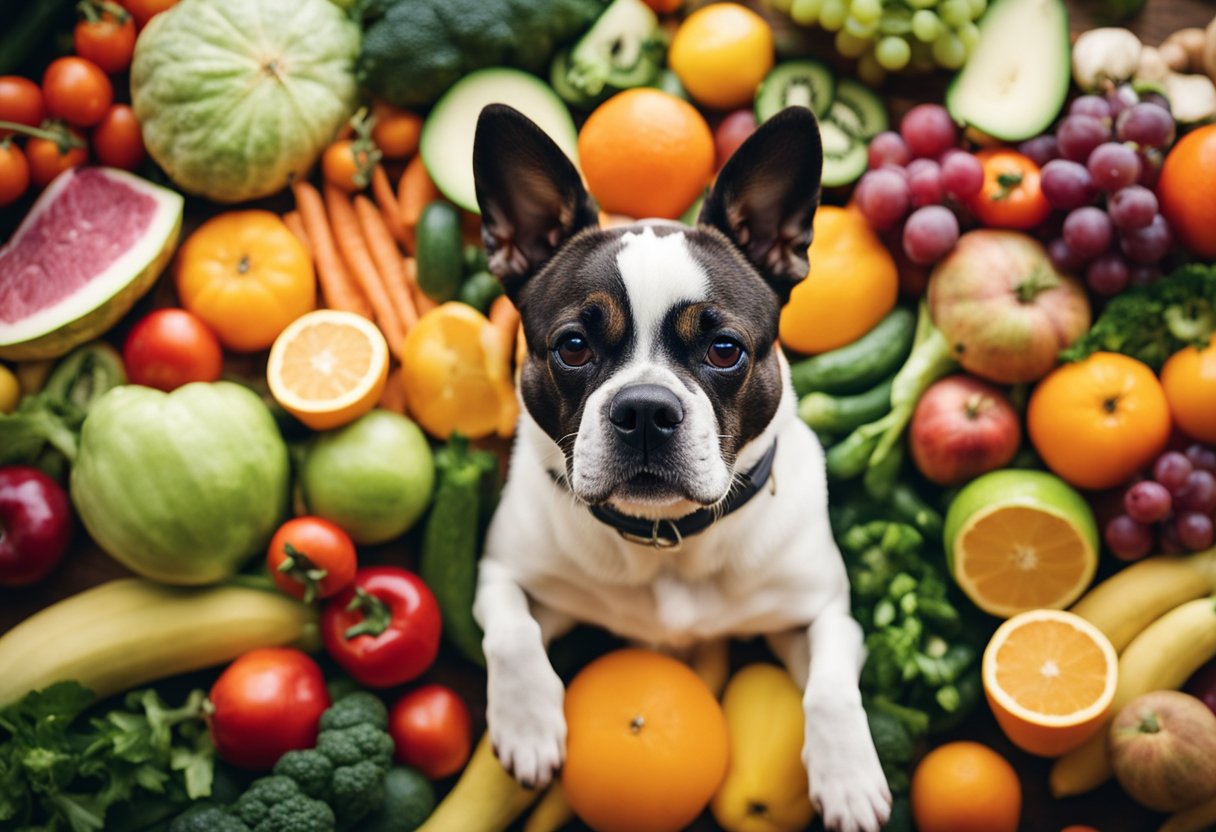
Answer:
[488,294,520,355]
[397,153,442,252]
[377,366,410,416]
[282,210,312,258]
[353,193,419,332]
[291,180,371,318]
[323,183,407,358]
[403,256,439,317]
[371,164,408,248]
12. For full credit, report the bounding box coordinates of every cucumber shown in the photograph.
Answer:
[415,201,465,303]
[890,482,944,540]
[798,377,893,435]
[825,429,881,481]
[789,306,917,397]
[754,60,835,122]
[457,270,505,313]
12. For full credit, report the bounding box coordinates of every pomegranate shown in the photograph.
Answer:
[1109,690,1216,812]
[909,374,1021,486]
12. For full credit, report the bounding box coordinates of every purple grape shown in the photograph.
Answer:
[856,168,911,231]
[907,158,943,207]
[900,104,957,160]
[1124,479,1173,523]
[1128,263,1162,287]
[1155,451,1195,494]
[1069,94,1113,120]
[1057,114,1111,162]
[1105,84,1140,120]
[1048,237,1087,273]
[1063,206,1114,258]
[1139,92,1171,113]
[1185,444,1216,473]
[941,151,984,201]
[902,205,960,265]
[1116,102,1176,150]
[1120,213,1173,264]
[1175,512,1215,552]
[1086,252,1130,296]
[1018,134,1060,167]
[868,131,912,169]
[1040,159,1096,211]
[1176,470,1216,515]
[1160,519,1185,554]
[1087,142,1142,192]
[1105,514,1156,560]
[1107,185,1158,231]
[1137,147,1164,189]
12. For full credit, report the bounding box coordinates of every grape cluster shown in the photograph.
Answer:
[1018,86,1178,297]
[854,104,980,266]
[1106,445,1216,560]
[771,0,989,82]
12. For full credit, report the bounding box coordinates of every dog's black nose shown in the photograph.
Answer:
[609,384,683,453]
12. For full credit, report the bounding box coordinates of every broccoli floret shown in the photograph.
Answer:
[231,776,335,832]
[331,759,391,828]
[1060,262,1216,370]
[274,749,335,801]
[318,692,389,733]
[169,803,250,832]
[311,695,396,830]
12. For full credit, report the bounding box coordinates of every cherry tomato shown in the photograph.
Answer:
[74,10,137,74]
[0,142,30,206]
[267,516,358,603]
[0,76,46,137]
[321,138,376,193]
[208,648,331,770]
[371,103,422,160]
[969,149,1051,230]
[25,130,88,188]
[118,0,179,28]
[388,684,473,780]
[91,104,145,170]
[42,57,113,128]
[321,566,442,688]
[0,465,73,587]
[122,308,224,392]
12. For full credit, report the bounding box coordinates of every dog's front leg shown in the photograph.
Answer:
[474,560,572,789]
[768,602,892,832]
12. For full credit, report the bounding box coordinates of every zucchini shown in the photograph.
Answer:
[789,306,917,397]
[415,201,464,303]
[798,376,893,435]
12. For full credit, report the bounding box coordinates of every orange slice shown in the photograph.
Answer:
[983,609,1118,758]
[267,309,389,431]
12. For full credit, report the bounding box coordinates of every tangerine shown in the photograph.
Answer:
[1160,341,1216,444]
[910,741,1022,832]
[1158,123,1216,259]
[668,3,774,110]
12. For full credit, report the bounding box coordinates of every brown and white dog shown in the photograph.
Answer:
[471,103,891,832]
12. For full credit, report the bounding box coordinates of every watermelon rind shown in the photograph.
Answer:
[0,167,184,362]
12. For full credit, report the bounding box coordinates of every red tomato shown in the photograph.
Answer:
[321,138,376,193]
[0,142,30,206]
[42,57,112,128]
[208,648,331,770]
[0,76,46,137]
[118,0,180,28]
[123,308,224,392]
[25,131,88,188]
[74,11,137,74]
[267,516,358,603]
[91,104,145,170]
[969,149,1051,230]
[388,684,473,780]
[321,566,441,688]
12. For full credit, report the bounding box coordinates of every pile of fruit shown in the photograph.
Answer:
[2,0,1216,831]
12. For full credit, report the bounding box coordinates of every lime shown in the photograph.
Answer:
[944,469,1099,619]
[300,409,435,544]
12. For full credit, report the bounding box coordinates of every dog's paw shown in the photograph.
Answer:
[804,699,893,832]
[486,651,567,790]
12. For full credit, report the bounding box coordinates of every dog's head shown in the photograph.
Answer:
[473,103,822,517]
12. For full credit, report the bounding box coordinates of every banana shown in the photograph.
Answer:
[0,577,319,708]
[417,734,541,832]
[522,783,575,832]
[1050,596,1216,799]
[1069,548,1216,652]
[1160,794,1216,832]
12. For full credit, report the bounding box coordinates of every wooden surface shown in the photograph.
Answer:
[4,1,1216,830]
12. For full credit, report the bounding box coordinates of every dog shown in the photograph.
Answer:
[470,102,892,832]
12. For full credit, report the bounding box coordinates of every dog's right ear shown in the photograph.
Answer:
[473,104,599,297]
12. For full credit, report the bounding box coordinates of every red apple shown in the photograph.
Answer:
[0,465,73,586]
[714,109,756,171]
[909,375,1021,486]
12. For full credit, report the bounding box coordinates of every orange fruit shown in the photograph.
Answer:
[1158,123,1216,259]
[910,741,1022,832]
[400,301,518,440]
[267,309,389,431]
[982,609,1118,758]
[578,88,714,220]
[778,205,898,355]
[1027,352,1172,490]
[668,3,774,110]
[1161,341,1216,443]
[562,648,729,832]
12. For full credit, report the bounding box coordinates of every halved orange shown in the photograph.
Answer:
[267,309,389,431]
[983,609,1118,758]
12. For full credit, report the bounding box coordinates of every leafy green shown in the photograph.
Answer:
[1060,262,1216,371]
[0,682,213,832]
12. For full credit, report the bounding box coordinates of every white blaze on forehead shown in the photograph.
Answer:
[615,227,707,356]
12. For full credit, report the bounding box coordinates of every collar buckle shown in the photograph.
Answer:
[618,519,683,550]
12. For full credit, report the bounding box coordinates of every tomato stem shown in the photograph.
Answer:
[0,121,86,152]
[77,0,130,25]
[276,542,328,604]
[344,587,393,639]
[992,171,1024,201]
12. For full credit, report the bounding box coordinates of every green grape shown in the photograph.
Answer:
[850,0,882,24]
[879,5,913,35]
[967,0,988,18]
[844,15,879,38]
[905,0,939,10]
[910,9,941,42]
[819,0,848,32]
[790,0,825,25]
[938,0,970,27]
[956,20,981,50]
[932,30,966,68]
[767,0,795,13]
[857,48,887,86]
[874,35,912,70]
[836,28,872,58]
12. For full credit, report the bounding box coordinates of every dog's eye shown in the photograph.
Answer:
[706,338,743,369]
[555,334,593,368]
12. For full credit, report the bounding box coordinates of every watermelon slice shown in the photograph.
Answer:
[0,167,183,361]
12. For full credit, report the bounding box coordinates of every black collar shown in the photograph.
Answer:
[552,441,778,549]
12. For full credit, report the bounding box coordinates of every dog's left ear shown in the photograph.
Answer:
[698,106,823,303]
[473,104,600,297]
